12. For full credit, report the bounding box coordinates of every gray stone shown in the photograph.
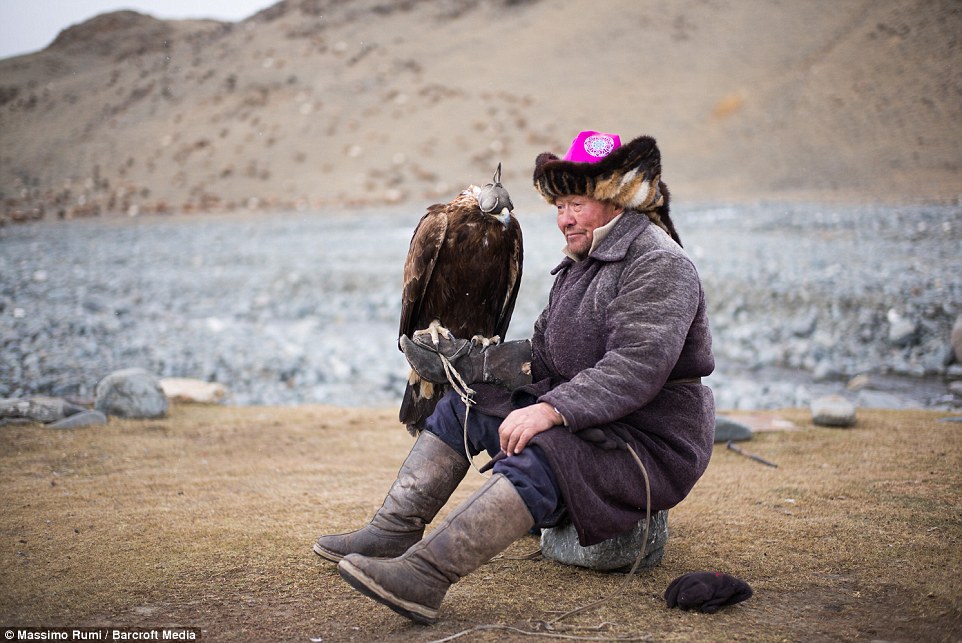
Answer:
[95,368,169,419]
[540,510,669,572]
[714,416,753,443]
[811,394,857,427]
[0,396,81,424]
[47,410,108,429]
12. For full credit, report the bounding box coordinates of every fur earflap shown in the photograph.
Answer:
[533,135,682,246]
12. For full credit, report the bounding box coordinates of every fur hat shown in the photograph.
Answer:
[533,132,681,246]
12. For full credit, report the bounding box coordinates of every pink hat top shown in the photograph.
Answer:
[562,130,622,163]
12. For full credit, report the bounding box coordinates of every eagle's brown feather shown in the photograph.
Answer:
[398,189,523,434]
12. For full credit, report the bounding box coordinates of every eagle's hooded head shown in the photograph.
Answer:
[476,162,514,225]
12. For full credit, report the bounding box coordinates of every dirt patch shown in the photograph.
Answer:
[2,405,960,641]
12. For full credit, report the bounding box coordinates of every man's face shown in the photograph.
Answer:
[555,195,624,259]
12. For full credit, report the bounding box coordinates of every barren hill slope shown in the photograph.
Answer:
[1,0,960,220]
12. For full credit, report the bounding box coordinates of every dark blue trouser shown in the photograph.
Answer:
[425,390,566,527]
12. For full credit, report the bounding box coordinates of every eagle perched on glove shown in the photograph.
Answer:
[398,164,523,435]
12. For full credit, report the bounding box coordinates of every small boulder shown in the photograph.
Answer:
[95,368,168,419]
[811,394,857,428]
[714,416,753,443]
[541,510,669,572]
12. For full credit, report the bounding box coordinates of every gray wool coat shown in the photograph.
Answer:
[476,209,715,546]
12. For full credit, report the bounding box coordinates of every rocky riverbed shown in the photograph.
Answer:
[1,201,960,411]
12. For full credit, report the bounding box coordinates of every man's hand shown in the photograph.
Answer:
[499,402,563,455]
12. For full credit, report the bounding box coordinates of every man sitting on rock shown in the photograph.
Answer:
[313,131,716,624]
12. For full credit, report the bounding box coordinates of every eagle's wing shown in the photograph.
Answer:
[494,216,524,340]
[398,203,448,344]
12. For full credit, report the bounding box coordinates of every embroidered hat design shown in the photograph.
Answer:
[562,130,622,163]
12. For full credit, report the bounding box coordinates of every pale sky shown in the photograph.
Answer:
[0,1,278,60]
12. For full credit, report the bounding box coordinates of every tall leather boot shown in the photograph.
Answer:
[313,430,469,562]
[337,473,534,624]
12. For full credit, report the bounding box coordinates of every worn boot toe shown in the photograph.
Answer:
[338,554,444,625]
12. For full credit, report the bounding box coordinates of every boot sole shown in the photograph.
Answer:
[337,559,439,625]
[312,541,416,563]
[312,541,344,563]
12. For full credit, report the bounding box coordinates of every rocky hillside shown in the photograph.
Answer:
[1,0,961,221]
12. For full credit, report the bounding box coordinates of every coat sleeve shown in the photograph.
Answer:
[529,298,553,383]
[538,250,702,432]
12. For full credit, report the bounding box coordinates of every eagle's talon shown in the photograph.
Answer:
[409,329,468,359]
[412,322,449,347]
[470,334,501,349]
[418,320,452,347]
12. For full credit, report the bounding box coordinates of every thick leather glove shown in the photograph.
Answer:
[399,332,532,391]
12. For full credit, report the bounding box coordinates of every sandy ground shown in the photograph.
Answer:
[1,404,960,642]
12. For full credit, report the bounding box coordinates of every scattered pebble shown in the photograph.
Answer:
[811,395,857,428]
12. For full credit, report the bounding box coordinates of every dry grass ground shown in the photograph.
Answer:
[1,405,960,642]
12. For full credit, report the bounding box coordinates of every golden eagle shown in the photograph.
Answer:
[398,164,523,434]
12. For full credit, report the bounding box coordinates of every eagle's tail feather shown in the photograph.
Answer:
[399,381,445,436]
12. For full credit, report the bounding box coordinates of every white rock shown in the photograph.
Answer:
[160,378,228,404]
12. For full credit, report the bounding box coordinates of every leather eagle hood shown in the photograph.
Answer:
[532,135,682,246]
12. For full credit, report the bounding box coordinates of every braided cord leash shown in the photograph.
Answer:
[435,351,489,476]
